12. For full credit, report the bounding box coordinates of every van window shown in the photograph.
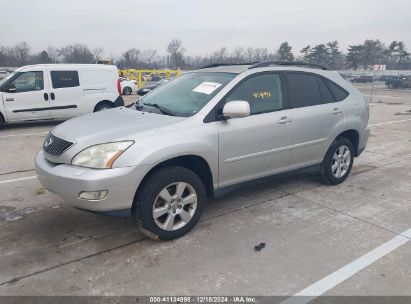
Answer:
[9,71,44,93]
[287,73,322,108]
[225,74,284,115]
[51,71,80,89]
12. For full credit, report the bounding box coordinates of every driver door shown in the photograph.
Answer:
[217,73,294,187]
[3,70,50,121]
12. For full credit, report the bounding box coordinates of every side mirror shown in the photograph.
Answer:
[221,100,250,119]
[4,84,16,93]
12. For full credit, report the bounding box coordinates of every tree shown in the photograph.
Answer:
[307,44,329,66]
[167,39,185,68]
[140,49,158,68]
[361,39,385,70]
[59,44,95,63]
[39,50,51,63]
[300,45,311,61]
[92,47,104,62]
[47,47,59,63]
[13,42,31,66]
[326,41,342,69]
[346,45,363,70]
[276,42,294,61]
[395,42,409,67]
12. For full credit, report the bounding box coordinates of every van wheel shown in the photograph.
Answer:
[123,87,132,95]
[134,166,206,240]
[94,102,113,112]
[320,137,354,185]
[0,114,4,128]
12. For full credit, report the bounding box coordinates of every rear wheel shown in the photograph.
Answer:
[320,137,354,185]
[134,166,206,240]
[0,114,4,128]
[123,87,132,95]
[94,102,113,112]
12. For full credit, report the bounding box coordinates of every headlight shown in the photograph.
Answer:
[72,141,134,169]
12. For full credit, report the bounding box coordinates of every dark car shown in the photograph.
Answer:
[137,79,169,96]
[385,76,411,89]
[351,75,373,83]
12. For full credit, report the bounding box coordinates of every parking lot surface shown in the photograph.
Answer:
[0,86,410,297]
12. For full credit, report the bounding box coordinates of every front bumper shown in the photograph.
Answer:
[35,151,149,212]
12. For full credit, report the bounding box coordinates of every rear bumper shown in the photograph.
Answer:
[358,127,370,156]
[114,95,125,107]
[35,151,149,212]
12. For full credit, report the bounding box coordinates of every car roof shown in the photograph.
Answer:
[194,62,330,74]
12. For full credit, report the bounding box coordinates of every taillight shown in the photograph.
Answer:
[117,78,121,95]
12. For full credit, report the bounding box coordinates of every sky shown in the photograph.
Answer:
[1,0,411,57]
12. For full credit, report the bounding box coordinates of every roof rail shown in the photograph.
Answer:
[200,62,258,69]
[248,61,329,70]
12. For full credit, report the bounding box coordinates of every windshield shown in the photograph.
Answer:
[138,72,236,116]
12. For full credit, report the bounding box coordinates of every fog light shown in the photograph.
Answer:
[78,190,108,201]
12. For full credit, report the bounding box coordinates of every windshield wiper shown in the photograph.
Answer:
[141,103,177,116]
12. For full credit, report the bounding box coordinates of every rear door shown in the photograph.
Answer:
[218,73,294,187]
[286,72,345,168]
[2,70,50,121]
[47,68,82,118]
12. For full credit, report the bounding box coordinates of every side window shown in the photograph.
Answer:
[317,77,335,103]
[9,71,44,93]
[287,73,322,108]
[51,71,80,89]
[226,74,284,115]
[324,79,349,101]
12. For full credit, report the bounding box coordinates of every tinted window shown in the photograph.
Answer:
[51,71,80,89]
[226,74,284,115]
[287,73,322,108]
[317,77,335,103]
[325,79,349,101]
[9,71,44,93]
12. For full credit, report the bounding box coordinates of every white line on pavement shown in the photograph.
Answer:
[0,176,37,184]
[280,228,411,304]
[0,131,48,139]
[369,118,411,127]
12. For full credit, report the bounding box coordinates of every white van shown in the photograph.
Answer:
[0,64,124,126]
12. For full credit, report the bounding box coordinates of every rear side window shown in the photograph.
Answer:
[287,73,322,108]
[51,71,80,89]
[226,73,284,115]
[317,77,335,103]
[324,79,349,101]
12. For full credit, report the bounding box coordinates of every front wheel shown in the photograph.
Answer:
[134,166,206,240]
[320,137,354,185]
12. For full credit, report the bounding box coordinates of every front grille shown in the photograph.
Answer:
[43,133,74,157]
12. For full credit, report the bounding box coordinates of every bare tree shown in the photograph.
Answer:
[92,47,104,62]
[47,47,59,63]
[13,42,31,66]
[59,44,95,63]
[167,39,185,68]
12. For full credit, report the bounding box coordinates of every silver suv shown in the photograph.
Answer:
[35,62,370,240]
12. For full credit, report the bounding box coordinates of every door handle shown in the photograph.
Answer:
[332,108,342,115]
[277,116,292,124]
[5,98,14,102]
[44,93,49,101]
[50,92,55,100]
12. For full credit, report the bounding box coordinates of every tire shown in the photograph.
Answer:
[134,166,206,240]
[123,87,132,95]
[0,114,4,128]
[94,102,113,112]
[320,137,354,185]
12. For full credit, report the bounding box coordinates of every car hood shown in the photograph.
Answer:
[47,107,185,163]
[53,107,185,142]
